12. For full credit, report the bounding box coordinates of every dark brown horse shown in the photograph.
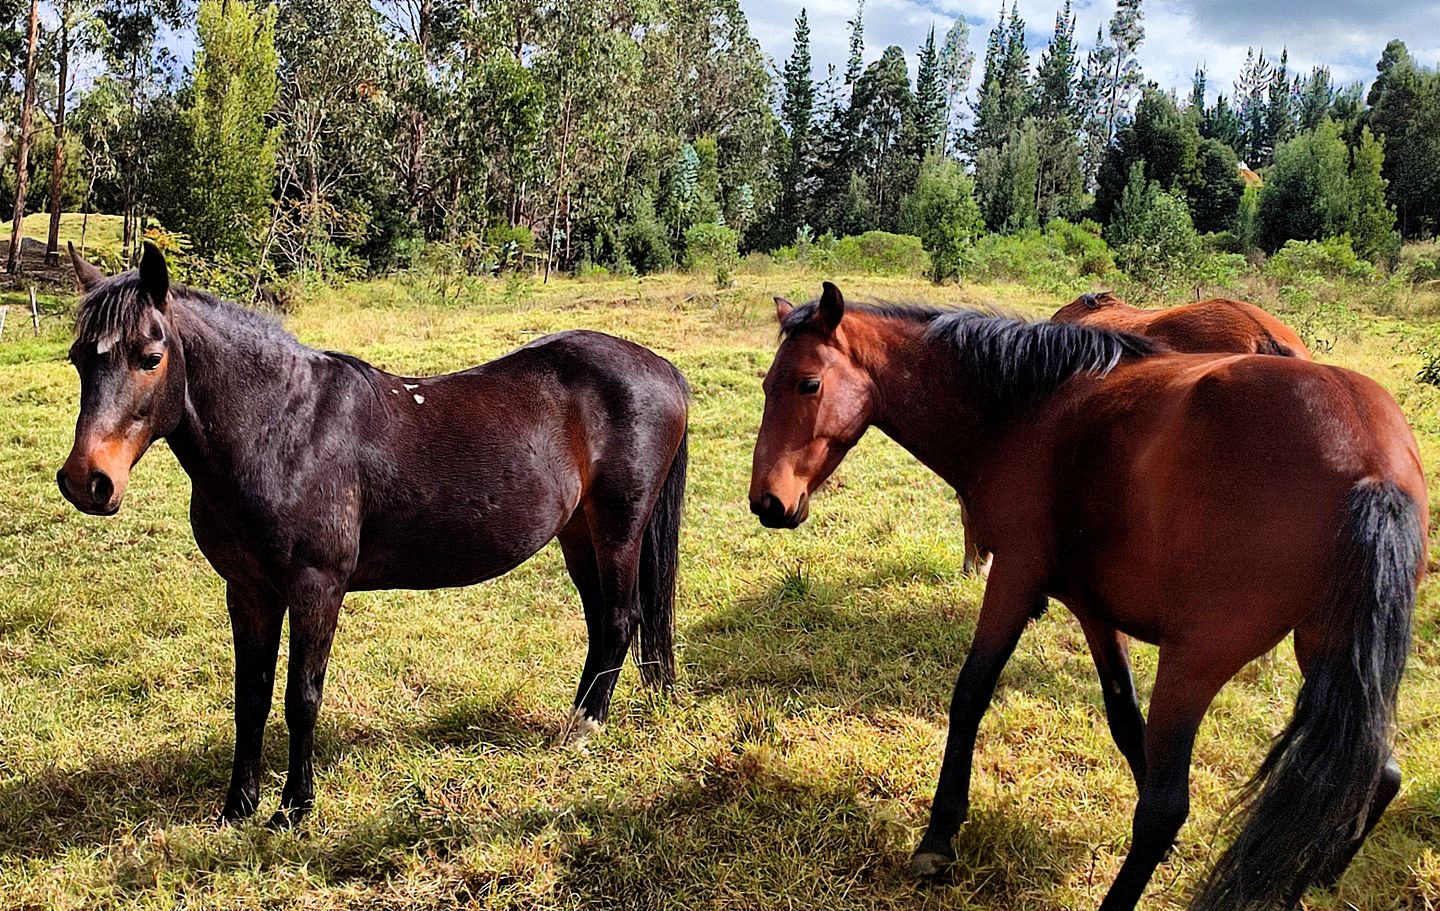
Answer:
[959,292,1313,577]
[58,243,689,827]
[750,282,1426,910]
[1052,290,1311,359]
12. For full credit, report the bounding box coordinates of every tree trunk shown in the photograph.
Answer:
[6,0,41,276]
[45,8,71,267]
[405,0,433,215]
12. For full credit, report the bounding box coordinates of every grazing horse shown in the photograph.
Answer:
[959,292,1312,577]
[749,282,1426,910]
[1052,290,1311,359]
[57,243,689,827]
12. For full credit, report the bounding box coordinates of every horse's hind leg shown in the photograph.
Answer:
[1100,648,1233,911]
[1081,620,1147,789]
[559,504,644,736]
[958,496,991,579]
[220,583,284,824]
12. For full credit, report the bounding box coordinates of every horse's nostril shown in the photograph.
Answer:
[56,470,70,498]
[88,470,113,506]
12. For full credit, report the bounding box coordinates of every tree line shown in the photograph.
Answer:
[2,0,1437,286]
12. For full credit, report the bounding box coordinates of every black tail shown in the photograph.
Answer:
[634,394,687,689]
[1192,480,1424,910]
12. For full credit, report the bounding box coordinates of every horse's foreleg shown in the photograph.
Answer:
[958,496,991,579]
[1082,621,1147,790]
[1098,650,1228,911]
[270,570,344,829]
[911,568,1043,877]
[220,583,284,825]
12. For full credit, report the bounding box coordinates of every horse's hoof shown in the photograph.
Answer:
[560,708,604,753]
[217,812,245,828]
[265,806,308,831]
[910,850,954,880]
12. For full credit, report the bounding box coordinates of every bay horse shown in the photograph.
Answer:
[57,243,689,828]
[959,292,1312,577]
[1052,290,1311,359]
[749,282,1426,910]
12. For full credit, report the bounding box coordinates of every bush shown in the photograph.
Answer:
[1399,242,1440,286]
[967,220,1121,291]
[899,153,983,282]
[1263,236,1376,284]
[683,223,740,271]
[620,198,674,275]
[483,224,536,272]
[1419,342,1440,387]
[831,231,929,276]
[1114,190,1202,297]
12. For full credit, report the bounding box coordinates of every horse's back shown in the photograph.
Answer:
[1048,354,1423,643]
[1055,296,1311,359]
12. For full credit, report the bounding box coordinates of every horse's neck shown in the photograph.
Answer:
[862,318,988,491]
[166,304,337,484]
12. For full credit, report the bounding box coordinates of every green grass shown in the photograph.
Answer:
[0,212,126,257]
[1,268,1438,910]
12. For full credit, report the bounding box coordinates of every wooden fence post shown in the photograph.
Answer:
[29,286,39,335]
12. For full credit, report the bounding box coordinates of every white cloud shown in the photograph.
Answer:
[740,0,1438,103]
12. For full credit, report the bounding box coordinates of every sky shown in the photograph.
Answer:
[736,0,1440,103]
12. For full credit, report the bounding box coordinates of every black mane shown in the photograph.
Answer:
[74,270,373,375]
[927,309,1158,410]
[779,299,945,337]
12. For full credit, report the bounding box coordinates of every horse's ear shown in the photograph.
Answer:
[138,242,170,310]
[1082,293,1100,310]
[68,242,105,291]
[774,296,794,322]
[818,281,844,331]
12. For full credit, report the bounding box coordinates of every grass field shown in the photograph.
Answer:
[1,269,1438,910]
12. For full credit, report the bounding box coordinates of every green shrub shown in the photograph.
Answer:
[899,153,983,282]
[1264,236,1375,284]
[830,231,929,276]
[1419,342,1440,387]
[483,224,536,272]
[620,208,674,274]
[683,223,740,271]
[966,220,1120,291]
[1113,190,1202,298]
[1399,242,1440,286]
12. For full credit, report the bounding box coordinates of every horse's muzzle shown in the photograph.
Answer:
[57,468,121,516]
[751,491,808,529]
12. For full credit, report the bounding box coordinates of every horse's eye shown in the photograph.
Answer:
[140,352,163,371]
[798,377,821,395]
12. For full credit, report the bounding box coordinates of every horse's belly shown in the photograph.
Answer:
[349,481,575,591]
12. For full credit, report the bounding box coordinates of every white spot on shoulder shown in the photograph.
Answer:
[413,394,425,404]
[403,383,419,391]
[390,388,399,395]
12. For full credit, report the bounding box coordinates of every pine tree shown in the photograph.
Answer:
[1264,48,1294,162]
[1233,47,1273,165]
[936,15,974,156]
[1296,66,1335,131]
[1189,66,1206,114]
[912,26,945,154]
[1034,0,1081,221]
[1101,0,1145,144]
[845,0,865,85]
[779,8,815,234]
[969,0,1009,155]
[1035,0,1077,120]
[1347,126,1398,262]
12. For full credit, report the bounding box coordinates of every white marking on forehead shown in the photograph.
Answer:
[403,383,419,391]
[95,333,119,355]
[413,394,425,404]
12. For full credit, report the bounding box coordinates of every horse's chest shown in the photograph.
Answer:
[189,487,362,587]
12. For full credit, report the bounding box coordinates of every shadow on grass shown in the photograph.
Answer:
[0,694,554,865]
[681,565,1092,717]
[542,749,1091,911]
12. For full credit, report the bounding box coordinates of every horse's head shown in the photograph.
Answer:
[749,282,876,529]
[1052,290,1125,323]
[58,243,186,515]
